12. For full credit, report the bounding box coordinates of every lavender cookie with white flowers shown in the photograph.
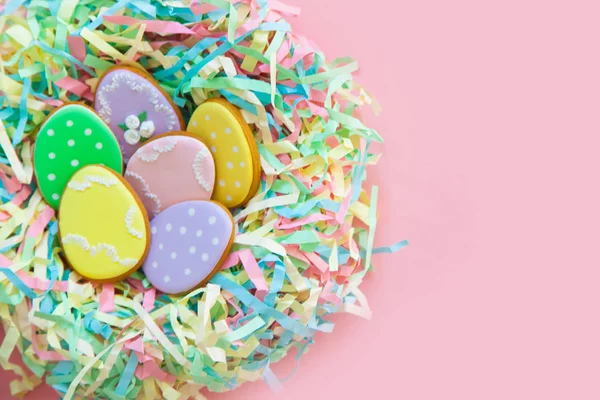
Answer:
[143,200,234,294]
[94,66,184,162]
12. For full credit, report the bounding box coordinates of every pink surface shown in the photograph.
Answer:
[125,135,215,218]
[4,0,600,398]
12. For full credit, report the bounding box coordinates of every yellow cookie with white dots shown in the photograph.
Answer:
[187,99,261,208]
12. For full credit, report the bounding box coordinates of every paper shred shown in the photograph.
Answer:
[0,0,406,398]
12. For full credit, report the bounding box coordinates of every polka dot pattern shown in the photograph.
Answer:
[187,99,259,208]
[142,200,234,294]
[33,104,123,209]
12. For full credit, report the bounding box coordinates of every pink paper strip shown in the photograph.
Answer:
[125,337,144,353]
[0,254,11,267]
[0,170,21,194]
[142,288,156,312]
[302,251,329,273]
[16,271,69,292]
[277,213,332,230]
[11,185,31,207]
[26,206,54,238]
[99,283,115,312]
[55,76,89,97]
[335,192,351,224]
[239,249,268,293]
[191,1,219,15]
[104,15,197,35]
[135,360,176,384]
[220,250,243,270]
[67,36,86,63]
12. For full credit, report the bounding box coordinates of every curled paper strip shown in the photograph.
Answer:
[0,0,405,398]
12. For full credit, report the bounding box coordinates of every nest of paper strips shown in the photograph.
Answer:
[0,0,406,398]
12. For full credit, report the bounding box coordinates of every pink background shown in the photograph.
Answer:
[4,0,600,398]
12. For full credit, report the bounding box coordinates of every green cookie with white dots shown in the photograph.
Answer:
[34,104,123,209]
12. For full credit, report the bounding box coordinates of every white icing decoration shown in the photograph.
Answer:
[138,137,178,163]
[96,71,178,130]
[170,252,177,260]
[164,275,171,283]
[68,139,75,147]
[139,120,155,138]
[208,216,216,225]
[188,208,195,216]
[125,206,144,239]
[234,181,241,188]
[205,115,210,121]
[66,120,73,127]
[210,146,216,154]
[212,237,219,245]
[48,174,56,181]
[47,129,55,136]
[219,180,225,187]
[179,226,187,235]
[151,226,157,234]
[96,142,103,150]
[226,194,232,202]
[49,152,56,159]
[124,129,141,145]
[84,128,92,136]
[192,147,213,192]
[210,132,216,139]
[225,127,231,134]
[166,223,172,232]
[196,230,203,237]
[240,161,245,167]
[184,268,191,275]
[201,253,209,261]
[226,161,233,169]
[189,246,196,254]
[152,261,158,268]
[62,234,138,267]
[125,114,141,129]
[124,170,161,216]
[52,193,59,200]
[159,243,164,250]
[67,174,119,191]
[71,159,79,167]
[232,146,238,153]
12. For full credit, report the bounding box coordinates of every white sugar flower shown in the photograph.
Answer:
[124,129,141,145]
[125,114,140,130]
[139,120,155,138]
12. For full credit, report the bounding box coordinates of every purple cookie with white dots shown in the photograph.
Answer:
[143,200,234,294]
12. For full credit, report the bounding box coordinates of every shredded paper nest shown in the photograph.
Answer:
[0,0,406,398]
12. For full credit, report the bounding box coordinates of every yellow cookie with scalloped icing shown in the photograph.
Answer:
[59,165,150,282]
[187,99,261,208]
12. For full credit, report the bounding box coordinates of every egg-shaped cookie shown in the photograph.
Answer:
[33,104,123,209]
[94,66,184,162]
[143,200,234,294]
[187,99,261,208]
[59,165,150,282]
[124,133,216,218]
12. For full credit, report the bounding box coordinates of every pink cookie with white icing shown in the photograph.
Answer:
[124,134,216,218]
[94,66,184,162]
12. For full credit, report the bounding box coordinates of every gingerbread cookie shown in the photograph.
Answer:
[94,66,184,162]
[59,165,150,282]
[124,133,216,218]
[142,200,234,294]
[187,99,261,208]
[33,103,123,209]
